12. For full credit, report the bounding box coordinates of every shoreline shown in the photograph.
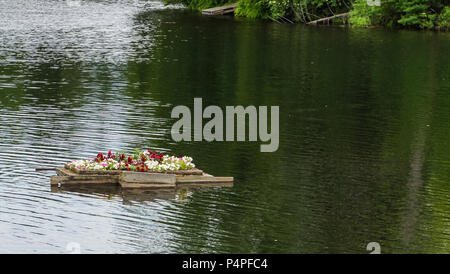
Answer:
[171,1,450,32]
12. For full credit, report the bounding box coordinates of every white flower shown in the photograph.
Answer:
[68,152,195,172]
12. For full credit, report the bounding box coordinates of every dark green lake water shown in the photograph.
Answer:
[1,0,450,253]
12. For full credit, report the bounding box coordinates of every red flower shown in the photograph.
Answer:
[96,152,105,162]
[128,156,133,164]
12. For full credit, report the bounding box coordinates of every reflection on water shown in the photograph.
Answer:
[1,0,450,253]
[50,183,233,205]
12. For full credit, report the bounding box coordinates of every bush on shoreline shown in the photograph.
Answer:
[350,0,450,30]
[164,0,449,30]
[436,6,450,29]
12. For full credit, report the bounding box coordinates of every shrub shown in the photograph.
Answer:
[349,0,382,27]
[396,1,436,29]
[436,6,450,29]
[235,0,269,19]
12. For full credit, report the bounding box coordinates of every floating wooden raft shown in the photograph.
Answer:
[202,3,237,16]
[50,165,233,189]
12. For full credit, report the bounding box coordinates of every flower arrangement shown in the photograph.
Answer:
[67,149,195,172]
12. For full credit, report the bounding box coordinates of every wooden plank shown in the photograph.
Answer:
[52,168,120,185]
[176,175,233,185]
[56,168,71,176]
[119,171,176,185]
[50,175,119,185]
[56,168,118,181]
[119,172,176,189]
[51,176,68,185]
[164,168,203,175]
[179,182,234,188]
[202,3,237,16]
[119,183,176,189]
[51,184,121,194]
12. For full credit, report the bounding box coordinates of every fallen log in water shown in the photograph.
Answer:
[306,12,350,25]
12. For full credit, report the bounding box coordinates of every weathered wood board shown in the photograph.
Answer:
[120,171,176,184]
[202,3,237,16]
[119,171,176,189]
[164,168,204,175]
[51,168,119,185]
[176,175,234,185]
